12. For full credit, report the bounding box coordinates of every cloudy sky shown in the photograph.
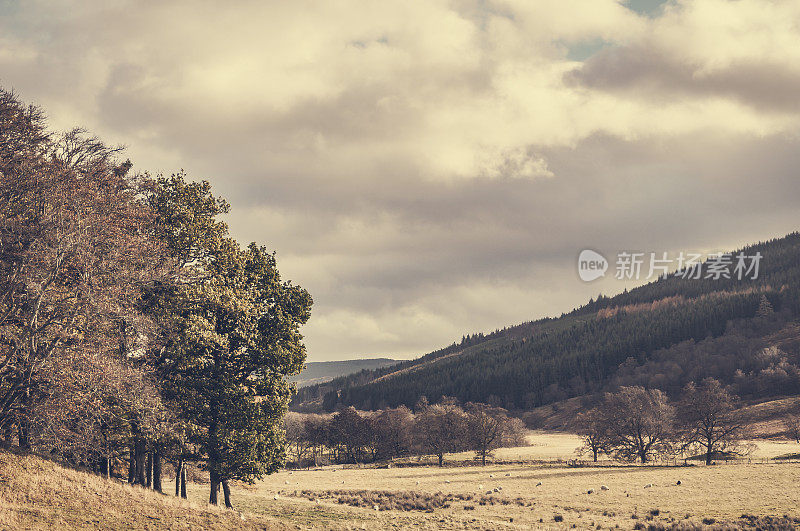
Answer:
[2,0,799,361]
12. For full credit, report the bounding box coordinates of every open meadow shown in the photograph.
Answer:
[186,432,800,530]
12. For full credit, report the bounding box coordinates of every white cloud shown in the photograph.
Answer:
[1,0,798,360]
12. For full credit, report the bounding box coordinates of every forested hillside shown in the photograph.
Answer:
[296,233,800,412]
[289,358,398,387]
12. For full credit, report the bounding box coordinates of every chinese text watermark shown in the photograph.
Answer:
[578,250,762,282]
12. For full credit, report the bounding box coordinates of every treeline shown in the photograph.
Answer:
[0,90,310,508]
[284,399,525,468]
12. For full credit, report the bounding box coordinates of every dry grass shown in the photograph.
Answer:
[0,448,286,530]
[233,432,800,530]
[4,432,800,529]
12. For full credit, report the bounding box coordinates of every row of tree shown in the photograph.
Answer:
[285,399,526,467]
[577,379,748,465]
[0,89,311,508]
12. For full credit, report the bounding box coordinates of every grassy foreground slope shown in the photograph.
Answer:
[0,449,286,530]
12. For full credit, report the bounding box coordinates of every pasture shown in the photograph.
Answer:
[188,432,800,530]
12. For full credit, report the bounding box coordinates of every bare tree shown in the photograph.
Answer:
[784,414,800,443]
[679,378,747,465]
[284,412,314,466]
[575,408,609,462]
[327,407,373,464]
[598,386,675,463]
[372,406,414,461]
[0,89,171,454]
[463,403,525,466]
[413,399,468,467]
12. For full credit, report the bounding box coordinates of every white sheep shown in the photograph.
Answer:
[601,485,609,491]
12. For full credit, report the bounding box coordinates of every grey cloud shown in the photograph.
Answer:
[2,1,800,360]
[566,43,800,113]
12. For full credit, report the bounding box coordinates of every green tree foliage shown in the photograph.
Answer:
[147,174,312,507]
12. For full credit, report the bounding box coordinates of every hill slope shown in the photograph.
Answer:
[289,358,398,388]
[294,232,800,412]
[0,449,286,530]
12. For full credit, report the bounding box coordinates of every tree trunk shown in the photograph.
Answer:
[145,452,153,488]
[180,466,187,499]
[437,453,443,467]
[481,450,486,466]
[2,422,13,446]
[135,439,146,485]
[18,390,31,450]
[17,419,30,450]
[592,448,598,462]
[128,446,136,483]
[152,449,162,492]
[209,469,219,505]
[706,437,713,465]
[222,480,233,508]
[175,459,183,496]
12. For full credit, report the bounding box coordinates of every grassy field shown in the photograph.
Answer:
[186,432,800,530]
[4,433,800,529]
[0,448,286,530]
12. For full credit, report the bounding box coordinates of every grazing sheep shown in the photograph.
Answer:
[644,484,653,488]
[445,480,450,484]
[676,480,682,485]
[536,482,542,487]
[478,484,484,489]
[601,485,609,491]
[373,505,379,511]
[273,494,279,500]
[587,489,594,494]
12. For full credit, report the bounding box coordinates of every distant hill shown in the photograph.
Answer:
[293,232,800,413]
[289,358,398,388]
